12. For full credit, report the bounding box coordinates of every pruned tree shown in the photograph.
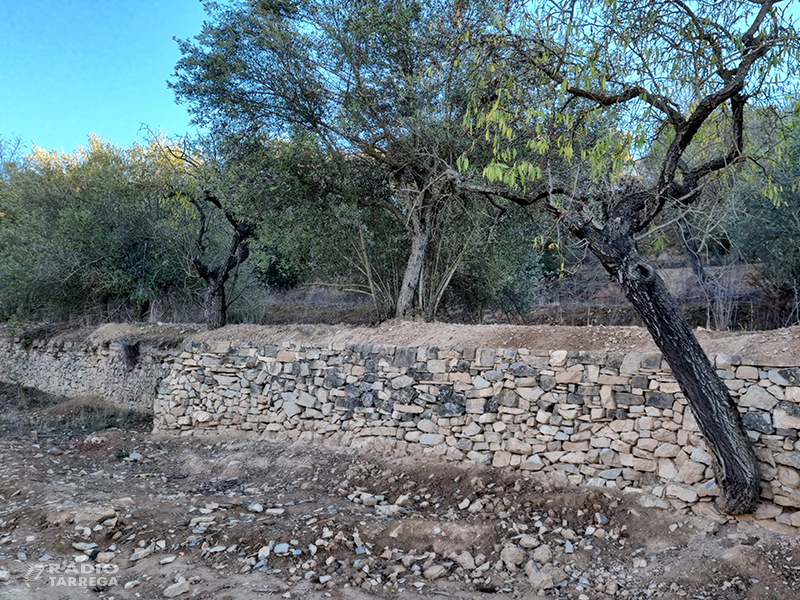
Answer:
[186,188,254,330]
[455,0,799,513]
[158,135,270,330]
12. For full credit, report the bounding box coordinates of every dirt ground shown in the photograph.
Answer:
[1,383,800,600]
[79,320,800,366]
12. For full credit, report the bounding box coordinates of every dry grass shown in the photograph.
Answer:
[0,382,152,441]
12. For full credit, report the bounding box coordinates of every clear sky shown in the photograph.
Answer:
[0,0,208,154]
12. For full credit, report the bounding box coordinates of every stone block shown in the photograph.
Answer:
[463,421,482,436]
[405,430,422,442]
[472,375,491,389]
[510,362,539,377]
[774,402,800,430]
[550,350,568,367]
[658,458,678,480]
[477,347,496,366]
[419,433,445,446]
[394,346,416,367]
[296,391,317,408]
[391,375,414,389]
[539,375,557,391]
[506,438,533,454]
[619,353,641,375]
[427,359,447,373]
[665,484,698,503]
[640,354,663,370]
[516,387,544,403]
[654,443,681,458]
[282,401,302,418]
[677,460,706,484]
[492,451,512,468]
[599,467,623,480]
[417,419,438,433]
[775,452,800,470]
[716,353,741,369]
[556,370,583,384]
[497,388,519,407]
[276,350,296,362]
[769,368,800,386]
[632,458,657,472]
[437,402,465,418]
[616,393,643,406]
[520,456,544,471]
[778,466,800,488]
[739,385,779,411]
[466,397,486,414]
[193,410,212,423]
[736,365,759,380]
[645,392,674,409]
[774,490,800,509]
[560,452,587,464]
[742,409,774,434]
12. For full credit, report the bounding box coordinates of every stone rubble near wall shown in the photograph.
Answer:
[0,335,165,410]
[154,340,800,531]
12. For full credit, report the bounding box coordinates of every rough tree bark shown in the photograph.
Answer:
[577,216,761,514]
[203,278,227,331]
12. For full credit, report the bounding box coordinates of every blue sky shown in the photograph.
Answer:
[0,0,208,154]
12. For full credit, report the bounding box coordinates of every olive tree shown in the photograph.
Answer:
[0,137,196,322]
[455,0,799,513]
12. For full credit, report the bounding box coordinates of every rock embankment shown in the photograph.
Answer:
[156,340,800,531]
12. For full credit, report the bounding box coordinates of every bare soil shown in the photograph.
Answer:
[0,385,799,600]
[82,320,800,366]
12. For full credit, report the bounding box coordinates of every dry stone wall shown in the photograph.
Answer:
[0,335,165,410]
[155,339,800,531]
[3,330,800,531]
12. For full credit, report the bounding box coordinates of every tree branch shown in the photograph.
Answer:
[445,168,564,217]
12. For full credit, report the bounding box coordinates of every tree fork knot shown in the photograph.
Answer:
[625,260,656,284]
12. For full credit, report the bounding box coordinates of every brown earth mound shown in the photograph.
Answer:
[82,320,800,366]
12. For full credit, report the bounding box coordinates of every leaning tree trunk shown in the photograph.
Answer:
[396,230,429,319]
[582,227,760,514]
[204,281,227,331]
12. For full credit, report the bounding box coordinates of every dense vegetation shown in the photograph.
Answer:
[0,0,798,333]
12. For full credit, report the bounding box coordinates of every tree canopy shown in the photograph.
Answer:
[0,136,198,322]
[170,0,539,319]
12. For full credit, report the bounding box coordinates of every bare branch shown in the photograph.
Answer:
[742,0,781,47]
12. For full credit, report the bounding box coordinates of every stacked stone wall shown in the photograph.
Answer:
[2,330,800,531]
[0,335,165,410]
[155,339,800,531]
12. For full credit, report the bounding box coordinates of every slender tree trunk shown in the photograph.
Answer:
[679,218,714,329]
[583,227,760,514]
[396,230,429,319]
[204,281,226,330]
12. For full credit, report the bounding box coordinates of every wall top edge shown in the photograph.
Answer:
[2,333,797,369]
